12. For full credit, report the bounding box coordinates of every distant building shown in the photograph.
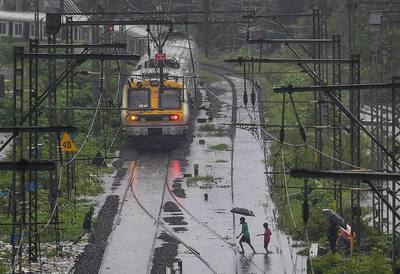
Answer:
[0,0,60,12]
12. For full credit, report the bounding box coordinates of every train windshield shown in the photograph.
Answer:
[159,89,182,109]
[129,89,150,109]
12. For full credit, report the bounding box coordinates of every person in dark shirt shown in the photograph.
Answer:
[82,207,94,233]
[327,220,338,252]
[236,217,256,253]
[75,207,94,243]
[257,222,272,253]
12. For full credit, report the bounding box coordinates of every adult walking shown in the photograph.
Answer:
[236,217,256,253]
[327,220,338,252]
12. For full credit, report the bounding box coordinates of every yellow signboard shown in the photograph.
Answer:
[60,132,77,152]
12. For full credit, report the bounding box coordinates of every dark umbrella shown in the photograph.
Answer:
[231,207,255,217]
[322,209,346,228]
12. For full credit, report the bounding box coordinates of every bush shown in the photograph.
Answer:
[313,251,392,274]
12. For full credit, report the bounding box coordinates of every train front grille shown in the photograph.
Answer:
[139,115,165,122]
[148,128,163,136]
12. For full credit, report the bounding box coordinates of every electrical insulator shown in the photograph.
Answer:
[251,91,256,107]
[279,127,285,144]
[302,181,309,225]
[243,92,248,106]
[302,199,309,225]
[299,125,307,143]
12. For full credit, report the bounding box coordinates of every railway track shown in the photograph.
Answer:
[129,156,218,274]
[101,151,219,274]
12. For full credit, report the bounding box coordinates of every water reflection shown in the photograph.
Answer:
[170,159,181,178]
[129,161,137,190]
[263,253,271,272]
[239,253,255,273]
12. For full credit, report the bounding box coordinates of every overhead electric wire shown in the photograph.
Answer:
[11,231,25,273]
[65,93,103,165]
[281,148,298,230]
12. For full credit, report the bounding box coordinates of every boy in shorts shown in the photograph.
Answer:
[257,222,272,253]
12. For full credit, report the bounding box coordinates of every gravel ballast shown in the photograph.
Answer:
[73,195,119,274]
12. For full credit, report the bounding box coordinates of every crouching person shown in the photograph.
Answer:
[74,207,94,243]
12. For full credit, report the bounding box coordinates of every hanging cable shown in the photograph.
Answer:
[251,62,256,107]
[146,25,151,59]
[185,24,198,100]
[302,180,309,226]
[289,92,307,144]
[243,63,248,107]
[280,94,286,145]
[281,149,298,230]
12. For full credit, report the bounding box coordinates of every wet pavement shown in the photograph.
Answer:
[98,70,307,273]
[100,153,170,274]
[165,74,307,273]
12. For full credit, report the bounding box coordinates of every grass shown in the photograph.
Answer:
[198,123,217,132]
[209,144,229,151]
[198,123,228,137]
[216,159,228,163]
[187,175,215,184]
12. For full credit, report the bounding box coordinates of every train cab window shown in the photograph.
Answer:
[128,89,150,109]
[14,23,23,37]
[159,89,181,109]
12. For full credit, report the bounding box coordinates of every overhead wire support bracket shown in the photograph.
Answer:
[29,43,127,49]
[66,19,247,26]
[273,82,400,93]
[0,159,57,171]
[291,169,400,182]
[15,53,140,61]
[60,10,255,16]
[290,169,400,222]
[241,12,314,20]
[224,57,353,64]
[0,126,77,133]
[247,39,333,44]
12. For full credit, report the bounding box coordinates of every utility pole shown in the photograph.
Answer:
[46,13,61,249]
[202,0,211,57]
[59,0,64,13]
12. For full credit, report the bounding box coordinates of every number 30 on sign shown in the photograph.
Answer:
[60,132,77,152]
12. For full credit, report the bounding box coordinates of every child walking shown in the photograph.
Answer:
[257,222,272,253]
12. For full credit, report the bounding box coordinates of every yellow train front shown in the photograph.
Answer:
[121,77,190,144]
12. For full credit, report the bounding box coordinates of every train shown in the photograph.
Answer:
[0,10,197,144]
[120,36,197,144]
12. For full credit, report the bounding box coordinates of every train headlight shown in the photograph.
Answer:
[129,115,139,121]
[170,114,179,121]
